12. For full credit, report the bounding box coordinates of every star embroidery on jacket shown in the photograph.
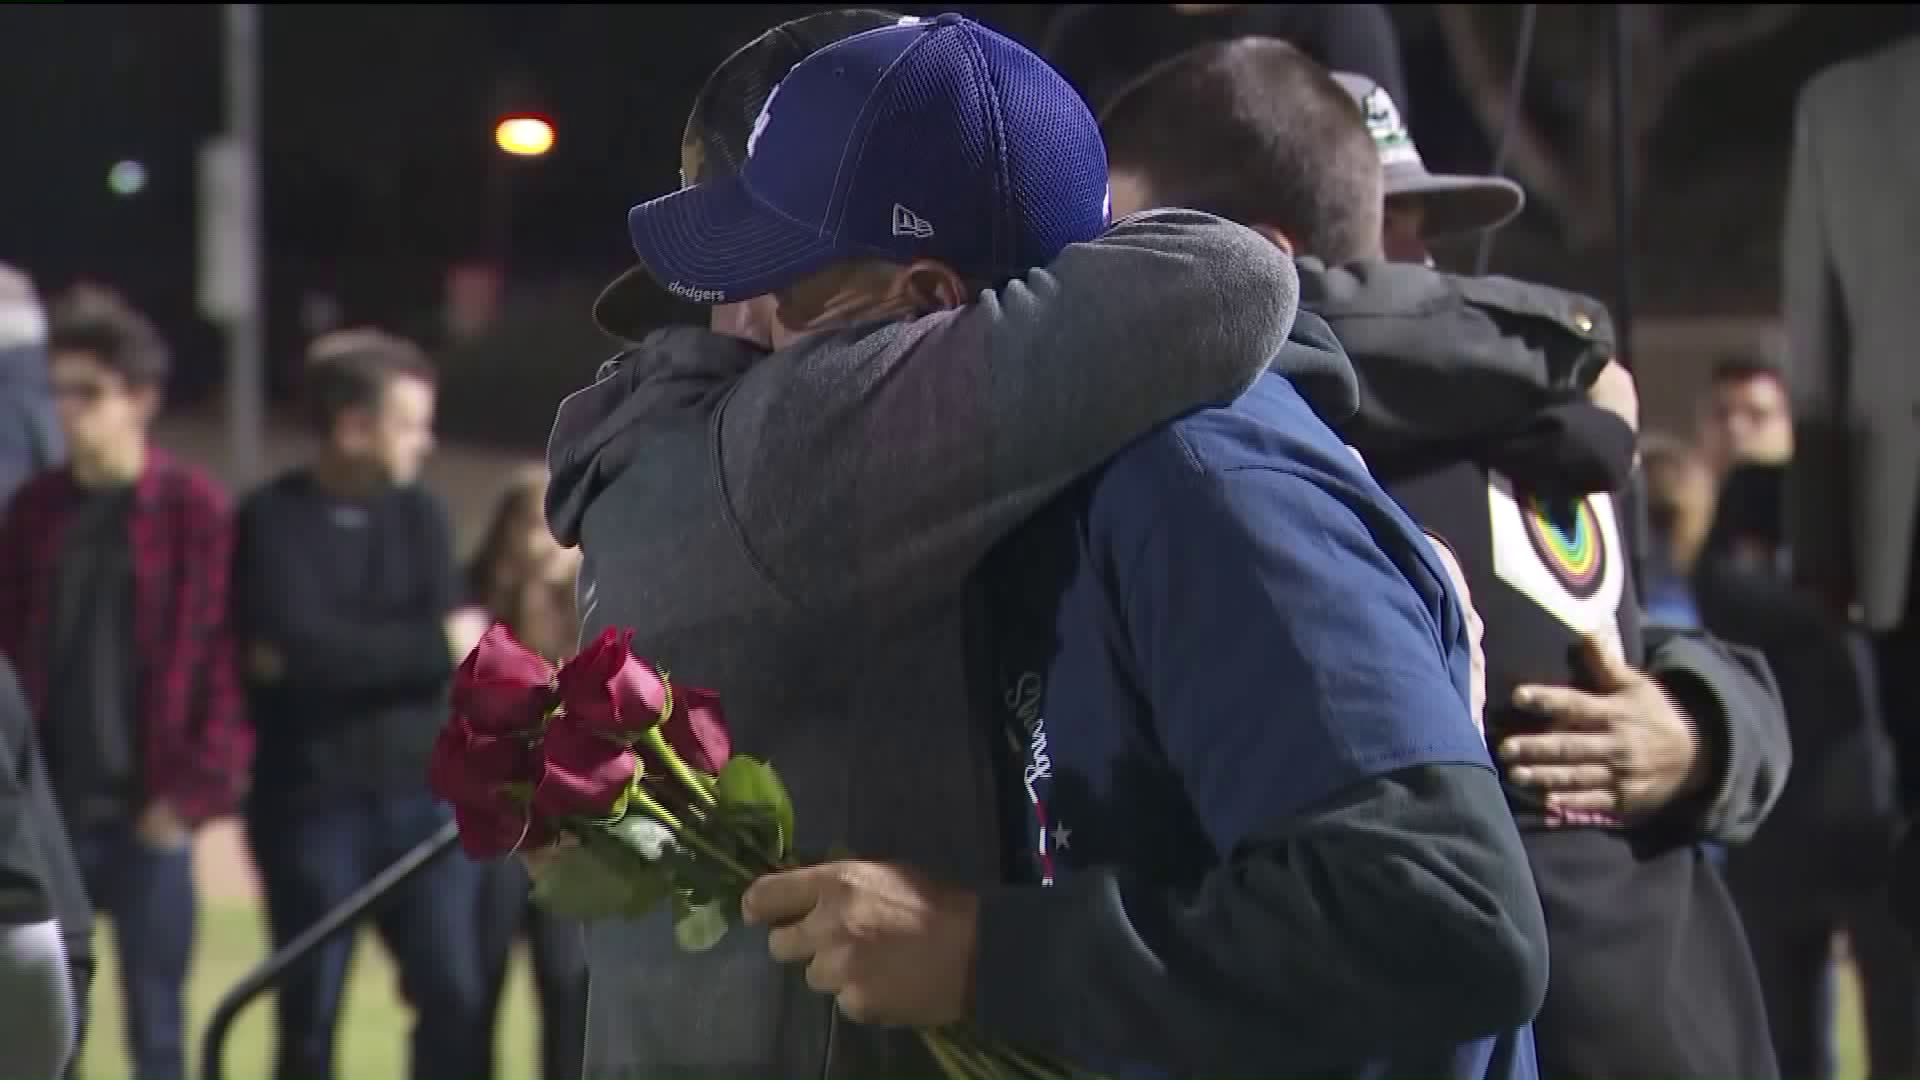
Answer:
[1050,823,1073,850]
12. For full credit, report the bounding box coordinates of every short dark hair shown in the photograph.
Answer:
[47,285,170,389]
[681,9,906,186]
[1710,353,1783,385]
[1100,37,1384,264]
[302,328,435,434]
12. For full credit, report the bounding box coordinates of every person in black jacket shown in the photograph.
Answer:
[1699,463,1912,1079]
[0,656,88,1079]
[1098,36,1791,1078]
[232,330,493,1080]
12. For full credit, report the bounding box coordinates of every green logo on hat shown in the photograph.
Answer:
[1361,86,1420,168]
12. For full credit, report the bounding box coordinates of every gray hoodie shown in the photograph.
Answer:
[543,210,1314,1079]
[0,267,61,508]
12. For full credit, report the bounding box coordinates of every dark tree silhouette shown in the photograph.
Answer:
[1434,3,1805,252]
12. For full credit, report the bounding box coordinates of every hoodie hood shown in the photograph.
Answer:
[1270,308,1361,426]
[1297,258,1632,495]
[545,325,763,546]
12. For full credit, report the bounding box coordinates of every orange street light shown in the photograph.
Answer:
[495,116,555,157]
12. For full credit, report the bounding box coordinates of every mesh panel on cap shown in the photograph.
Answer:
[683,9,906,184]
[975,24,1108,275]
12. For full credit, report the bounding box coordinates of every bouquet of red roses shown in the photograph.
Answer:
[429,623,1097,1080]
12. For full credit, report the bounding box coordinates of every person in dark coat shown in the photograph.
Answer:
[1098,36,1792,1079]
[1700,463,1911,1079]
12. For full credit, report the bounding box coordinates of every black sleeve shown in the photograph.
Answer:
[1643,626,1793,846]
[416,490,465,617]
[234,490,453,697]
[0,664,51,927]
[972,763,1549,1076]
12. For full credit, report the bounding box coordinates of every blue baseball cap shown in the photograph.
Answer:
[627,13,1110,306]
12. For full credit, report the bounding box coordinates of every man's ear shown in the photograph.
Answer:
[1247,224,1294,257]
[898,261,970,312]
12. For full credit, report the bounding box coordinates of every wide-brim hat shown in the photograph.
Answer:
[1332,71,1524,239]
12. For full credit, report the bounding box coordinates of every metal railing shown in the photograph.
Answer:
[198,819,462,1080]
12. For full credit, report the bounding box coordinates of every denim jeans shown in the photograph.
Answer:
[246,790,487,1080]
[475,858,588,1080]
[70,819,196,1080]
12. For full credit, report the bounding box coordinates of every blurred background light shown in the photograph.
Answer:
[108,158,148,196]
[493,116,553,157]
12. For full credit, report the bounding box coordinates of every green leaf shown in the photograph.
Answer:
[672,895,731,952]
[527,843,672,921]
[714,756,795,860]
[711,804,784,873]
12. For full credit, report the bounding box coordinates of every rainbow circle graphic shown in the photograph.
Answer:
[1522,494,1607,600]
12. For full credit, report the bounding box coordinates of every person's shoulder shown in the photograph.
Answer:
[1086,376,1373,534]
[147,451,231,514]
[390,482,453,526]
[5,467,71,513]
[1801,37,1920,118]
[235,467,309,516]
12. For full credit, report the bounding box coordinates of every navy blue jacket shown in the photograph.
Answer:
[971,325,1547,1078]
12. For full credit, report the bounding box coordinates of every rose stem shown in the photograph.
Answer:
[629,783,757,883]
[641,726,718,806]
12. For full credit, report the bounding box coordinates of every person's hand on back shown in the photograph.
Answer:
[1500,634,1707,821]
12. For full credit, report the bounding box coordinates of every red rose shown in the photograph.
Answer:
[430,717,552,859]
[453,800,554,859]
[532,719,639,819]
[555,628,673,741]
[662,685,732,774]
[453,623,559,736]
[427,717,539,811]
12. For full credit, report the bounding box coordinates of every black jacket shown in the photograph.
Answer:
[1306,257,1789,1080]
[233,470,461,802]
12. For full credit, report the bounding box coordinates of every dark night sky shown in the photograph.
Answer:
[0,3,1056,404]
[2,4,1913,419]
[0,5,1055,298]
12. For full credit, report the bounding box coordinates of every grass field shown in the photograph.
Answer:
[70,894,1873,1080]
[75,903,539,1080]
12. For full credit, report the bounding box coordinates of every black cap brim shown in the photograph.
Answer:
[1385,172,1526,238]
[592,266,656,343]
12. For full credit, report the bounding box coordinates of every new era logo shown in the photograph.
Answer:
[892,203,934,239]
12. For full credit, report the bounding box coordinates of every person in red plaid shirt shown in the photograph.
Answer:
[0,286,252,1080]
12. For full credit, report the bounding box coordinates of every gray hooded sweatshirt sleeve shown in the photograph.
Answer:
[547,210,1303,1080]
